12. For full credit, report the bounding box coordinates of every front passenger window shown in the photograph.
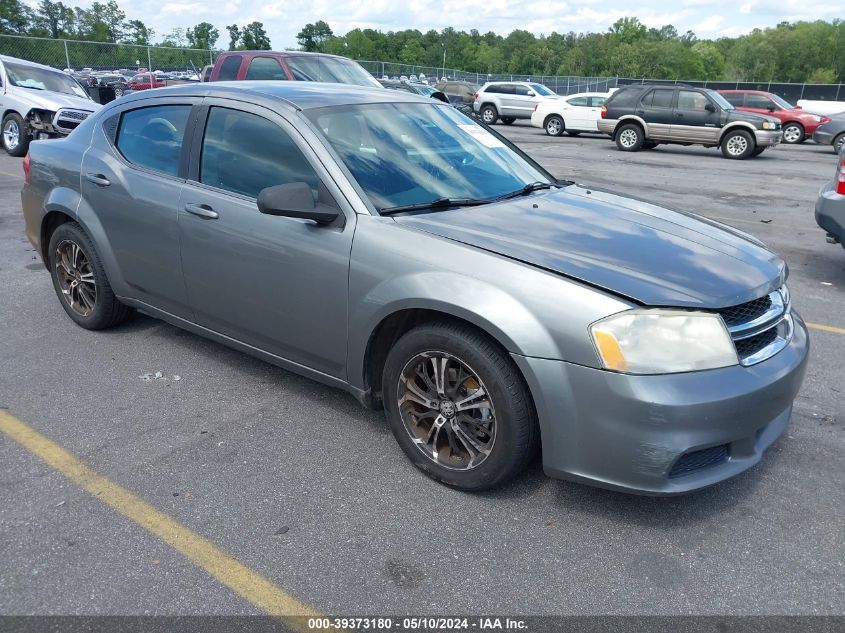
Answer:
[116,105,191,177]
[199,107,319,199]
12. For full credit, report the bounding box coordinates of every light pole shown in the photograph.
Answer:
[441,43,446,81]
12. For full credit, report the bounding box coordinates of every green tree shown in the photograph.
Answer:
[226,24,240,50]
[187,22,219,50]
[125,18,151,45]
[807,67,837,83]
[297,20,333,52]
[0,0,32,34]
[240,21,270,50]
[33,0,75,38]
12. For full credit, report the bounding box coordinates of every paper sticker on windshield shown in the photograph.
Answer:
[458,124,505,148]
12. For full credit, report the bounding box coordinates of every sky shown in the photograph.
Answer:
[27,0,845,52]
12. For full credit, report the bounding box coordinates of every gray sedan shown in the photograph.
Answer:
[21,82,809,494]
[812,112,845,154]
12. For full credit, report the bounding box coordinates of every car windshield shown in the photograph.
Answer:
[771,94,794,109]
[286,56,381,88]
[707,90,734,110]
[306,102,551,212]
[5,61,88,98]
[529,83,555,96]
[412,84,438,97]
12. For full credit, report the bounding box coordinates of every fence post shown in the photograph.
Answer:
[147,46,153,88]
[209,49,213,66]
[63,39,70,70]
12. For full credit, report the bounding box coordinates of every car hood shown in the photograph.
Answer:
[12,87,97,112]
[726,109,778,126]
[393,185,785,308]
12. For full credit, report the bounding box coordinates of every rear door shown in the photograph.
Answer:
[585,96,606,131]
[671,89,721,143]
[637,88,675,139]
[80,98,199,317]
[494,84,518,116]
[177,99,355,378]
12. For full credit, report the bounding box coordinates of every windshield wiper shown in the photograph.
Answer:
[494,181,555,201]
[379,197,489,215]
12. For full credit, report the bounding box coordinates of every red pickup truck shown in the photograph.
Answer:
[206,51,380,88]
[128,72,166,90]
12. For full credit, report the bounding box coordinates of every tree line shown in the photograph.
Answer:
[298,18,844,83]
[1,0,843,83]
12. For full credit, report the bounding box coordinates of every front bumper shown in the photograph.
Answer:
[812,129,834,145]
[511,313,809,495]
[754,129,783,147]
[815,180,845,246]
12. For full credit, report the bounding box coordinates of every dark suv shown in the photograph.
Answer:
[598,84,782,159]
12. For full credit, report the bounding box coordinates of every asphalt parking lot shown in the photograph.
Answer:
[1,125,844,618]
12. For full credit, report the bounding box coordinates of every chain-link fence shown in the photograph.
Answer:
[0,33,217,75]
[2,34,844,102]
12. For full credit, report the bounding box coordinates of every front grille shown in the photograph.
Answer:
[668,444,729,478]
[718,295,772,327]
[734,327,778,358]
[54,109,91,133]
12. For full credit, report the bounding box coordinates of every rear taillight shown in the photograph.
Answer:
[820,116,831,124]
[600,104,607,118]
[795,105,802,109]
[23,152,31,185]
[473,93,479,100]
[837,157,845,195]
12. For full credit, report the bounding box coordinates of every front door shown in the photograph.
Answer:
[80,100,195,316]
[671,90,722,143]
[178,101,354,378]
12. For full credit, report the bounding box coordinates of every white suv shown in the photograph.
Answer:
[473,81,559,125]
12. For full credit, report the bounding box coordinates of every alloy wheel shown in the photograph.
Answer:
[782,125,802,144]
[546,118,562,135]
[3,120,20,152]
[726,134,748,156]
[482,108,496,124]
[397,351,496,471]
[619,128,638,148]
[55,239,97,317]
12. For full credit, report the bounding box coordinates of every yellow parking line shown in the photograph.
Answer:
[0,410,321,625]
[807,322,845,335]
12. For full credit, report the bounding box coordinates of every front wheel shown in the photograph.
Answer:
[782,123,804,144]
[615,123,644,152]
[48,222,133,330]
[2,113,30,157]
[832,133,844,154]
[480,105,498,125]
[382,321,539,491]
[721,129,755,159]
[544,115,564,136]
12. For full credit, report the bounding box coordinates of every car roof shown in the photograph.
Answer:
[112,81,433,111]
[718,89,769,95]
[0,54,66,72]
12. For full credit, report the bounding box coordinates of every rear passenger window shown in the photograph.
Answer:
[217,55,241,81]
[722,93,744,106]
[745,94,773,109]
[246,57,286,80]
[116,105,191,177]
[566,96,589,106]
[642,89,673,108]
[200,107,318,199]
[588,97,606,107]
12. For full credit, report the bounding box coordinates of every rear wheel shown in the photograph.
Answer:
[615,123,644,152]
[782,122,804,144]
[48,222,133,330]
[544,115,564,136]
[2,113,30,157]
[833,133,844,154]
[721,129,755,159]
[501,117,516,125]
[382,321,539,491]
[480,105,498,125]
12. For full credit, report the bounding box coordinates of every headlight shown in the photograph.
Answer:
[762,121,777,130]
[590,309,738,374]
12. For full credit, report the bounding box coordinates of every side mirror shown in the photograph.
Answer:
[705,102,716,113]
[526,91,535,97]
[257,182,339,225]
[431,91,449,103]
[766,103,776,111]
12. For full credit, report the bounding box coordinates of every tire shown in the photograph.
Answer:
[2,112,31,157]
[48,222,133,330]
[643,141,658,150]
[833,133,844,155]
[501,117,516,125]
[752,146,765,156]
[782,122,804,144]
[615,123,644,152]
[544,115,564,136]
[721,129,755,160]
[382,321,539,491]
[480,105,498,125]
[113,86,124,97]
[566,130,580,136]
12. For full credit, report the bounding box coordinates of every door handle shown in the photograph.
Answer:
[85,173,110,187]
[184,203,219,219]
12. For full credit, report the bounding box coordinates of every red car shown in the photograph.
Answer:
[128,73,166,91]
[207,51,380,88]
[718,89,824,144]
